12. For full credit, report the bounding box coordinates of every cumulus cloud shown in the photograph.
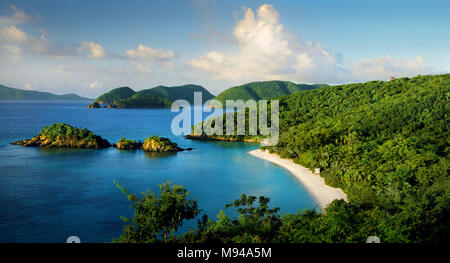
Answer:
[89,80,101,89]
[0,5,31,27]
[0,6,54,57]
[189,4,341,83]
[10,5,31,23]
[350,55,431,81]
[1,45,22,61]
[135,63,153,75]
[189,4,435,84]
[126,44,175,61]
[77,42,105,58]
[0,25,28,42]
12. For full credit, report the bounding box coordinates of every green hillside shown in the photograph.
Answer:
[213,80,322,104]
[95,84,214,108]
[114,93,172,108]
[95,87,136,104]
[0,84,90,101]
[138,84,214,105]
[189,74,449,242]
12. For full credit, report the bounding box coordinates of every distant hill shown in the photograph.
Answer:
[0,84,90,101]
[213,81,325,104]
[94,84,215,108]
[95,87,136,104]
[138,84,214,105]
[115,93,173,108]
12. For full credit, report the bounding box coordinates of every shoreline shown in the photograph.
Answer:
[185,134,260,143]
[248,149,347,210]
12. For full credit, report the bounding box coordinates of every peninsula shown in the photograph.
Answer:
[90,84,214,108]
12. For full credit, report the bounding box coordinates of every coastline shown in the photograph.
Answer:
[185,134,260,143]
[248,149,347,210]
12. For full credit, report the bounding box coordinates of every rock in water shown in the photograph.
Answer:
[12,123,111,149]
[142,135,182,152]
[115,138,142,150]
[88,102,101,108]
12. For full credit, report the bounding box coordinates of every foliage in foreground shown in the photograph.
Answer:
[115,182,408,243]
[113,181,200,243]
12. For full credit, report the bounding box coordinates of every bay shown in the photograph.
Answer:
[0,100,315,242]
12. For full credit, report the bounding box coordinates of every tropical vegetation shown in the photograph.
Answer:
[93,84,214,108]
[213,80,324,105]
[130,74,449,243]
[12,123,111,148]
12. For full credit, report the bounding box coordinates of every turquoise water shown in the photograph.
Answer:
[0,100,316,242]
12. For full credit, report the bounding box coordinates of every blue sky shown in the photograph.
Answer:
[0,0,449,97]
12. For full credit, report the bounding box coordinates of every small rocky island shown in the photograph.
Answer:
[115,138,142,150]
[115,136,190,152]
[87,102,117,108]
[12,123,190,152]
[12,123,111,149]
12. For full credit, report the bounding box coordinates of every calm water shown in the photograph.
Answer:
[0,100,315,242]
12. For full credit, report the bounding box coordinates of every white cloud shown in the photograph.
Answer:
[10,5,31,24]
[0,5,31,27]
[77,42,105,58]
[350,55,431,81]
[0,25,28,42]
[189,4,435,85]
[24,83,32,90]
[38,28,48,40]
[136,63,152,74]
[89,80,101,89]
[188,4,340,83]
[1,45,21,59]
[126,44,175,61]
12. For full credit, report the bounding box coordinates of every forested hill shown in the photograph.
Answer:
[138,84,214,105]
[213,80,325,104]
[94,84,214,107]
[95,87,136,104]
[192,74,449,242]
[0,84,90,101]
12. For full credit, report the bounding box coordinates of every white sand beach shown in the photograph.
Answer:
[249,149,347,210]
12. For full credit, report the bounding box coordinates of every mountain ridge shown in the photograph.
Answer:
[0,84,91,101]
[213,80,326,104]
[94,84,215,107]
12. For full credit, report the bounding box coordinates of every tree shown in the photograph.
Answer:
[114,181,200,243]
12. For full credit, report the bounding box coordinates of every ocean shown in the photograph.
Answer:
[0,100,315,242]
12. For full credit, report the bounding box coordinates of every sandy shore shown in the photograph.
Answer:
[248,149,347,210]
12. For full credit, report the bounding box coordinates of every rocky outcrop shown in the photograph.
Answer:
[12,123,193,152]
[88,102,101,108]
[142,136,183,152]
[115,138,142,150]
[12,123,111,149]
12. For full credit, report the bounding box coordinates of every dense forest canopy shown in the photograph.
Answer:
[178,74,449,242]
[94,84,214,107]
[114,93,173,108]
[138,84,214,105]
[95,87,136,104]
[213,80,324,105]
